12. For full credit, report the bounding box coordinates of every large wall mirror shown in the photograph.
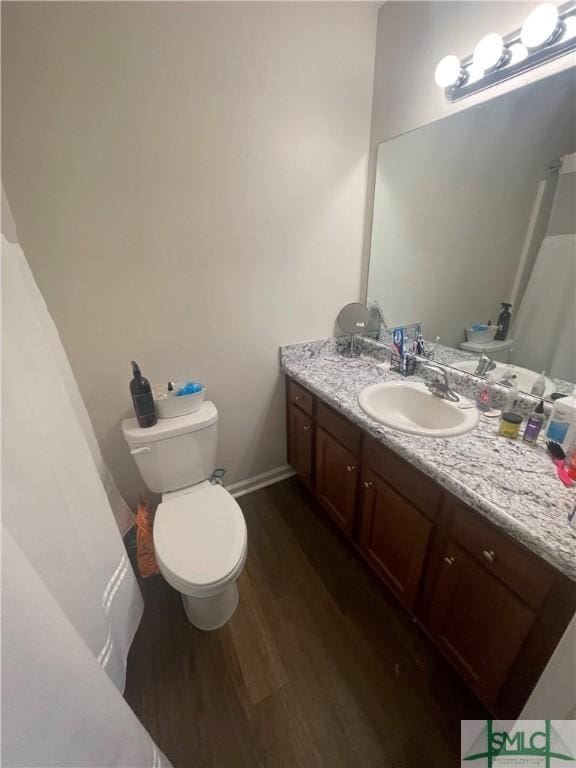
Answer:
[367,67,575,399]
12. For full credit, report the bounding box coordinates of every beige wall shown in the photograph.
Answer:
[361,0,573,294]
[2,1,378,511]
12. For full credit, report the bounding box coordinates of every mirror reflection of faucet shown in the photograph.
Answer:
[474,351,497,377]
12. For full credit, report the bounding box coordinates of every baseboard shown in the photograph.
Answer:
[226,465,296,499]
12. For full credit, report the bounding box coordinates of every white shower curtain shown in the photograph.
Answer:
[2,234,170,766]
[512,154,576,381]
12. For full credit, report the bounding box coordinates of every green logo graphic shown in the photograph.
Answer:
[463,720,575,767]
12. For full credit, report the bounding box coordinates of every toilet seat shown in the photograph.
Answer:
[154,482,247,598]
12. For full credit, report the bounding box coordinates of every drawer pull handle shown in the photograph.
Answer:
[295,394,303,401]
[444,556,455,567]
[303,425,311,432]
[363,480,373,489]
[346,465,356,473]
[482,549,496,564]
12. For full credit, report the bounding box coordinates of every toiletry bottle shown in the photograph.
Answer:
[565,435,576,481]
[499,412,522,439]
[416,334,426,356]
[476,373,494,413]
[130,361,157,428]
[545,388,576,450]
[531,371,547,397]
[522,400,544,445]
[495,302,512,341]
[392,327,406,358]
[504,376,519,412]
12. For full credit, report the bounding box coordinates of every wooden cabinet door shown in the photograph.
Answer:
[315,426,358,534]
[429,543,536,706]
[287,403,313,484]
[359,468,433,610]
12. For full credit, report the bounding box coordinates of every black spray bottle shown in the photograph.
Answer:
[495,302,512,341]
[130,361,157,428]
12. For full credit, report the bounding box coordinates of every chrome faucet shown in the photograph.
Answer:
[422,362,460,402]
[474,350,497,378]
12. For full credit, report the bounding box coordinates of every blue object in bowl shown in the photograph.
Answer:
[176,381,205,397]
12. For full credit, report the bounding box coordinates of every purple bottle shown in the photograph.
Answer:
[522,400,544,445]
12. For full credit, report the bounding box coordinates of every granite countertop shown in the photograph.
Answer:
[280,340,576,582]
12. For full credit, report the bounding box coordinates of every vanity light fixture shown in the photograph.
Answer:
[473,33,507,71]
[508,43,529,65]
[465,62,485,85]
[521,3,561,48]
[436,1,576,101]
[562,14,576,39]
[434,55,464,87]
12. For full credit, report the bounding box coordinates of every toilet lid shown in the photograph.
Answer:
[154,484,247,588]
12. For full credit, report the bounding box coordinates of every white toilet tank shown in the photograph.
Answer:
[122,402,218,494]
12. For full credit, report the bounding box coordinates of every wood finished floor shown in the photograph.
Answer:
[125,478,487,768]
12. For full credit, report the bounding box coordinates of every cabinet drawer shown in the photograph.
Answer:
[365,437,442,520]
[287,379,314,416]
[448,497,554,608]
[316,402,361,455]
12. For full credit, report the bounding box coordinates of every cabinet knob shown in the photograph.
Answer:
[443,556,455,567]
[346,465,356,473]
[295,394,303,401]
[363,480,373,489]
[482,549,496,564]
[303,425,311,432]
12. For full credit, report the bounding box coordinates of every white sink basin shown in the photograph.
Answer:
[454,360,553,397]
[358,381,479,437]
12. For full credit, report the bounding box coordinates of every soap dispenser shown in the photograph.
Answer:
[130,361,157,428]
[495,302,512,341]
[531,371,547,397]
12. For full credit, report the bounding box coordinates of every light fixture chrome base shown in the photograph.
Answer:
[444,2,576,102]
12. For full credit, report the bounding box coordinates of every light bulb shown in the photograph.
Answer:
[474,33,506,70]
[466,62,485,85]
[508,42,529,65]
[561,15,576,41]
[521,3,560,49]
[434,55,463,88]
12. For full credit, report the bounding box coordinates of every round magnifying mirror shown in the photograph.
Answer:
[337,302,371,356]
[337,302,371,335]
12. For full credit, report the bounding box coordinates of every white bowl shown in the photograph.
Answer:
[153,383,206,419]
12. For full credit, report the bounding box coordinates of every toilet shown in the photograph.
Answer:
[459,338,514,363]
[122,402,247,630]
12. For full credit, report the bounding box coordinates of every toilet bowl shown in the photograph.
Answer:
[155,482,247,630]
[122,402,247,630]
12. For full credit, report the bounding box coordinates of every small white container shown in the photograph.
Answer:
[465,326,497,344]
[153,382,206,419]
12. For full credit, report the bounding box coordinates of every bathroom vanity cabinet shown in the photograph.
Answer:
[285,376,576,717]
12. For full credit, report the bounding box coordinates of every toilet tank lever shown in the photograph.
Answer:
[130,446,151,455]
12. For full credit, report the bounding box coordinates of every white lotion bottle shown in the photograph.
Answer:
[545,389,576,450]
